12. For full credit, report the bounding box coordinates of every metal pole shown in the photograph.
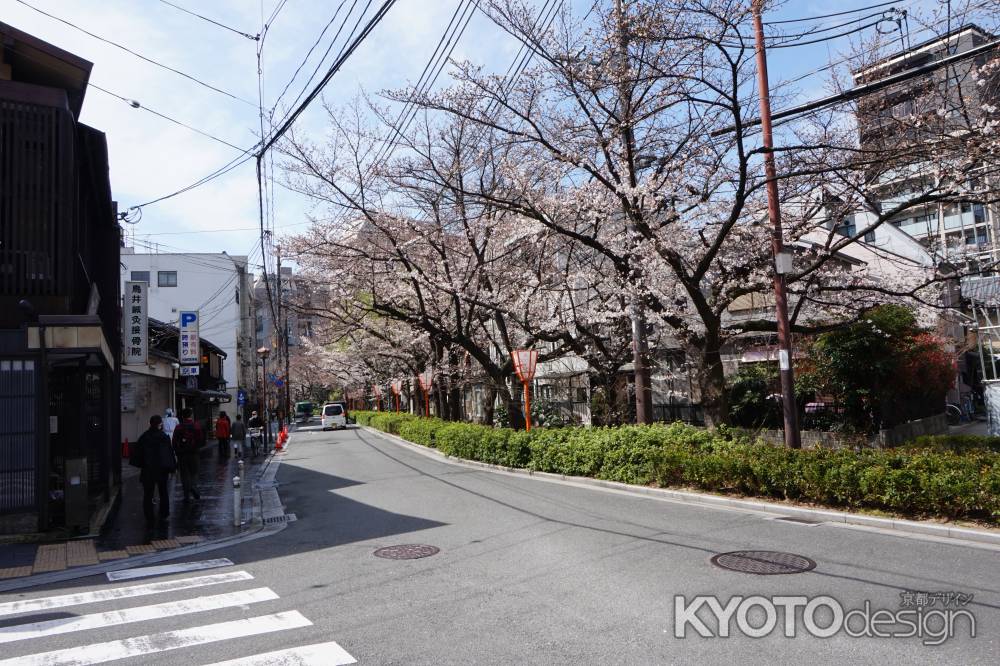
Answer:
[752,1,801,448]
[233,475,242,527]
[523,381,531,432]
[262,355,269,450]
[424,388,430,417]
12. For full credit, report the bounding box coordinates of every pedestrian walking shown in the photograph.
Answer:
[230,414,247,459]
[172,408,204,501]
[131,415,177,524]
[163,408,179,439]
[216,411,231,459]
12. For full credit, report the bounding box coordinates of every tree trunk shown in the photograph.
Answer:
[497,380,524,430]
[694,340,729,427]
[481,383,496,426]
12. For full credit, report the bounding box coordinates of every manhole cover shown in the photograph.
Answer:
[373,544,440,560]
[711,550,816,575]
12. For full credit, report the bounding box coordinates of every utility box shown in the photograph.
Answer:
[64,457,90,530]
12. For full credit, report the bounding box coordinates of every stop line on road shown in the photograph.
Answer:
[0,565,356,665]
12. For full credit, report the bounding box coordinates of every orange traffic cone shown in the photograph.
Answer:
[121,438,130,458]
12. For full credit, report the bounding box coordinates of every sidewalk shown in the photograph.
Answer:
[0,439,269,581]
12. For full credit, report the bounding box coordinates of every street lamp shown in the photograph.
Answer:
[511,348,538,431]
[418,369,433,417]
[391,379,403,413]
[257,346,270,448]
[372,383,383,412]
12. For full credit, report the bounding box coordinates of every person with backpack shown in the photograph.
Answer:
[163,408,179,439]
[131,415,177,523]
[215,411,231,459]
[230,414,247,459]
[172,408,204,501]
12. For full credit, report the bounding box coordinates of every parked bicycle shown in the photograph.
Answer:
[248,427,263,458]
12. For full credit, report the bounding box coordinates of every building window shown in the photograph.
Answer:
[158,271,178,287]
[973,204,986,224]
[863,229,876,243]
[130,271,150,283]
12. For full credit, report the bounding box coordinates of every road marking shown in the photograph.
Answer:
[0,587,279,644]
[0,571,253,618]
[0,611,313,666]
[203,640,357,665]
[106,557,235,581]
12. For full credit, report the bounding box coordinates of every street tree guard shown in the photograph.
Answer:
[511,349,538,431]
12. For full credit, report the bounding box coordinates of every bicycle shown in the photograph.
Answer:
[248,427,263,458]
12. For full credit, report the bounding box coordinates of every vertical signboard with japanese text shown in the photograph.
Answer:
[124,281,147,365]
[179,310,200,365]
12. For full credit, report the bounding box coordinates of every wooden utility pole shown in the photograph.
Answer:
[751,0,801,448]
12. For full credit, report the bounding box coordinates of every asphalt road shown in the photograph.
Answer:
[3,425,998,664]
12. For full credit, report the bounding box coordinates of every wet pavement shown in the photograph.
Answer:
[98,439,269,550]
[0,439,273,580]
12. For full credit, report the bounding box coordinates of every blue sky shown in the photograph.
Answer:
[4,0,971,267]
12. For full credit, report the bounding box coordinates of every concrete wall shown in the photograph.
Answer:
[984,381,1000,436]
[757,413,948,449]
[121,365,175,443]
[120,251,249,402]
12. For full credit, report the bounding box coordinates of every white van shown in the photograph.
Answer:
[321,403,347,430]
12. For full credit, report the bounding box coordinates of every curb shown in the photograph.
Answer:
[359,426,1000,549]
[0,443,294,594]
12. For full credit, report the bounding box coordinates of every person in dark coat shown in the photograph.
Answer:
[172,408,205,501]
[131,415,177,523]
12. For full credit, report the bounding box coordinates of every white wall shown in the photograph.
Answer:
[121,251,248,401]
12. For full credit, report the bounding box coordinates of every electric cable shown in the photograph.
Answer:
[4,44,250,153]
[157,0,259,40]
[258,0,398,157]
[765,1,903,25]
[14,0,257,106]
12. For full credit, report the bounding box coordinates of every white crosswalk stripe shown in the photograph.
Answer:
[0,571,254,618]
[0,611,314,666]
[0,568,355,665]
[203,641,358,665]
[0,587,279,644]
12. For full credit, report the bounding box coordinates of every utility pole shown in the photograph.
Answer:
[276,246,285,431]
[751,0,801,448]
[615,0,653,424]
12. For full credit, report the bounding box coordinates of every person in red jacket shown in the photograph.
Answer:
[172,409,204,501]
[215,411,232,459]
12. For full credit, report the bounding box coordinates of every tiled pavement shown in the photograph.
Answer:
[0,440,271,580]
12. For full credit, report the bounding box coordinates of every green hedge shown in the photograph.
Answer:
[908,434,1000,453]
[351,412,1000,523]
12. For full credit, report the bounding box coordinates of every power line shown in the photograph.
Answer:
[712,35,1000,135]
[5,43,249,153]
[123,153,255,216]
[157,0,259,40]
[765,1,902,25]
[14,0,257,106]
[271,0,370,129]
[269,0,350,115]
[258,0,398,156]
[89,83,249,152]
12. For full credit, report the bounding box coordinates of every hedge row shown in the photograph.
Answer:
[351,411,1000,523]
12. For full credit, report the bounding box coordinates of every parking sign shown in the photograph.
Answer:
[178,310,199,364]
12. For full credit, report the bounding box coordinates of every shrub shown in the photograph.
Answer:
[398,417,447,447]
[354,409,999,523]
[907,435,1000,453]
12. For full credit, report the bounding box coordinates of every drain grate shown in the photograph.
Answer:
[373,544,440,560]
[772,516,823,526]
[263,513,297,525]
[711,550,816,575]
